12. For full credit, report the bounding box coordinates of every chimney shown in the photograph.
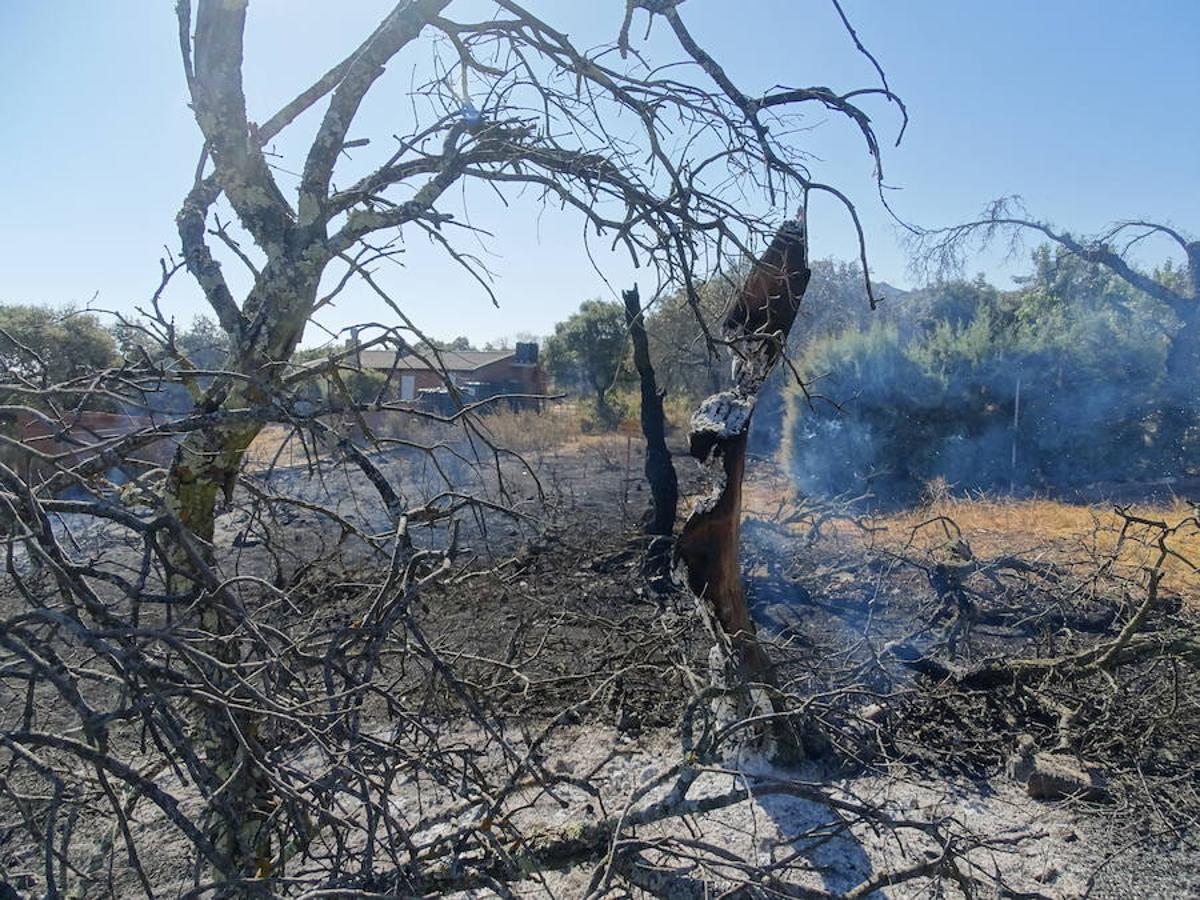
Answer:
[514,341,539,366]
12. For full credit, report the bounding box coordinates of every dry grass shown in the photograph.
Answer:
[240,395,708,468]
[466,404,586,452]
[243,423,308,470]
[246,413,1200,601]
[872,496,1200,596]
[242,402,631,471]
[743,468,1200,603]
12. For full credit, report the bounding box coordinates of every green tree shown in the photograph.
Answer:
[544,299,629,425]
[113,314,231,413]
[175,314,230,371]
[783,253,1174,503]
[0,303,118,382]
[913,199,1199,475]
[0,304,118,401]
[644,276,734,401]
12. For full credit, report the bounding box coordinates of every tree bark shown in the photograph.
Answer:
[674,218,811,682]
[161,274,319,875]
[623,286,678,537]
[1161,303,1200,475]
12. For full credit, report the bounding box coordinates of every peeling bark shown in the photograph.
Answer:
[675,218,811,683]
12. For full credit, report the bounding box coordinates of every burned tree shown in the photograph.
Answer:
[163,4,899,860]
[623,285,678,540]
[676,218,811,687]
[0,0,906,888]
[167,0,901,551]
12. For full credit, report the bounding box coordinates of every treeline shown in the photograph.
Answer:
[781,248,1198,503]
[569,245,1197,503]
[0,307,517,413]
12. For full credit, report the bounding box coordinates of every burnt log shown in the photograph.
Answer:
[623,285,679,539]
[674,217,811,682]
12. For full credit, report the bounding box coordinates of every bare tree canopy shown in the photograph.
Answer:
[163,0,905,549]
[0,0,909,888]
[910,195,1198,313]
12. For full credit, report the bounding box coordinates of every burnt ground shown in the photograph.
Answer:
[253,436,1200,890]
[3,432,1200,896]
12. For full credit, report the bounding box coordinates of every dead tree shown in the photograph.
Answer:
[0,0,905,879]
[675,217,812,687]
[622,285,678,541]
[168,0,901,553]
[167,3,899,863]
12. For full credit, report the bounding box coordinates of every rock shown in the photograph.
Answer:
[1007,736,1109,802]
[1050,823,1079,843]
[860,703,887,723]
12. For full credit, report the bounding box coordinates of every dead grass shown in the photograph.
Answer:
[872,496,1200,596]
[241,400,694,470]
[743,468,1200,604]
[468,404,587,452]
[240,404,588,469]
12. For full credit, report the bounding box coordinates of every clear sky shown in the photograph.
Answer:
[1,1,1197,347]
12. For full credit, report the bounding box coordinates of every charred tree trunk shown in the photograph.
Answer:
[623,286,678,537]
[674,216,811,692]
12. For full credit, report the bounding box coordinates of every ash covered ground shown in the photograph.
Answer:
[6,432,1199,897]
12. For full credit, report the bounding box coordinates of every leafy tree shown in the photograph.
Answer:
[644,277,733,401]
[0,307,119,412]
[543,299,629,425]
[784,323,938,502]
[913,198,1199,475]
[0,304,118,404]
[114,314,232,413]
[175,314,230,371]
[783,252,1175,503]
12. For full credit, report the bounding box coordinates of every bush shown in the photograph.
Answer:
[783,260,1178,504]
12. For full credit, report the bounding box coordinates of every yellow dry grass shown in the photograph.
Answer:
[743,470,1200,602]
[875,497,1198,594]
[241,403,635,471]
[243,423,310,470]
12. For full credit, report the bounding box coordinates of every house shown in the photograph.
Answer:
[355,342,546,408]
[1,409,176,486]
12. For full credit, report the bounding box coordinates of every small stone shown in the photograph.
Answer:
[1050,824,1079,843]
[1036,865,1061,884]
[1007,742,1109,802]
[860,703,886,722]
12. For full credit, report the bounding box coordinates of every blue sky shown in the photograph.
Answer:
[1,1,1196,347]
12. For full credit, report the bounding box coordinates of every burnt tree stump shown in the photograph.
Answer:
[674,216,812,749]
